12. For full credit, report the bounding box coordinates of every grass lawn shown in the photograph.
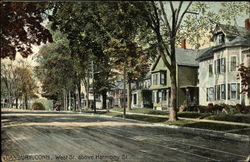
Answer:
[178,112,211,119]
[111,108,250,123]
[205,113,250,123]
[102,111,249,135]
[111,108,168,115]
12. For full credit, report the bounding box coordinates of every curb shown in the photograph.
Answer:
[89,112,250,142]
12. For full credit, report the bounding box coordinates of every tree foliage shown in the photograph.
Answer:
[1,61,38,109]
[35,30,75,101]
[1,2,53,60]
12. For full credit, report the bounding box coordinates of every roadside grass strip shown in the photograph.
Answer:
[205,113,250,123]
[103,112,249,135]
[111,108,250,123]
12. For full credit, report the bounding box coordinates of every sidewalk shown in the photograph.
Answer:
[109,110,250,127]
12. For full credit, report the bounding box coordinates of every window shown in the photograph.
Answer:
[214,58,226,74]
[216,34,225,45]
[156,73,159,85]
[230,83,237,99]
[160,72,166,85]
[221,84,226,100]
[230,56,237,71]
[220,58,225,73]
[152,74,158,85]
[228,83,240,100]
[157,91,162,103]
[152,72,165,85]
[209,64,213,77]
[206,87,214,101]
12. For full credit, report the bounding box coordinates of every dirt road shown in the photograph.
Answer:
[1,108,249,162]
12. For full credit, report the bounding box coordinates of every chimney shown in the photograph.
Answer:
[245,18,250,30]
[181,39,186,49]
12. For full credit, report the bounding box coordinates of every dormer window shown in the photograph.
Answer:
[216,34,225,45]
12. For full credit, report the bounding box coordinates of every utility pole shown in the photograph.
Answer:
[92,60,96,113]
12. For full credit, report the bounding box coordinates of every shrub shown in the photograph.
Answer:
[222,105,237,114]
[197,105,207,113]
[32,102,45,110]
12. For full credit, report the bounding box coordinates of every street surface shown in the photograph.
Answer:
[1,108,250,162]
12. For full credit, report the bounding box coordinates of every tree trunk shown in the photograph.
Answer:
[102,90,107,109]
[68,90,71,111]
[63,89,65,110]
[127,80,132,110]
[84,77,90,110]
[169,69,178,121]
[78,81,82,111]
[8,91,12,108]
[15,97,18,109]
[73,90,77,111]
[24,94,28,110]
[168,37,178,121]
[123,62,127,118]
[63,89,67,111]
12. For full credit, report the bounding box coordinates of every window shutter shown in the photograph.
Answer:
[218,59,221,74]
[218,85,221,100]
[214,60,217,74]
[206,88,208,102]
[164,72,167,85]
[216,85,220,100]
[224,58,226,73]
[228,83,230,99]
[152,91,155,103]
[237,83,240,99]
[214,86,217,100]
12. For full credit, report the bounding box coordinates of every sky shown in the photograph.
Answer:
[2,1,249,66]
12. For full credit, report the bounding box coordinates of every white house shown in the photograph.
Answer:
[196,19,250,106]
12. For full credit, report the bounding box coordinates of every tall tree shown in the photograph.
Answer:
[15,62,38,110]
[135,1,249,121]
[50,2,156,115]
[35,30,77,110]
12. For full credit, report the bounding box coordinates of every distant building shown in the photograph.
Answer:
[196,19,250,106]
[108,76,127,108]
[131,72,153,109]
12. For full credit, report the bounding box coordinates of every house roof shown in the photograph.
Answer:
[111,80,136,90]
[196,46,217,61]
[175,48,199,67]
[151,48,199,71]
[196,36,250,62]
[226,36,250,46]
[197,23,250,62]
[214,24,250,38]
[242,47,250,54]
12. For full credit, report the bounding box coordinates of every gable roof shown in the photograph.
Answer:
[151,48,199,71]
[175,48,199,67]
